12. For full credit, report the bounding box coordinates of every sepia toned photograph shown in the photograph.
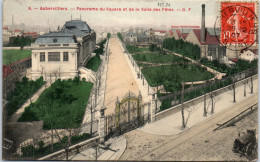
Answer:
[2,0,259,161]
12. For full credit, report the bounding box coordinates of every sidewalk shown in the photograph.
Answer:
[67,135,126,161]
[139,78,258,135]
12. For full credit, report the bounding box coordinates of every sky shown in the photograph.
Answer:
[3,0,220,30]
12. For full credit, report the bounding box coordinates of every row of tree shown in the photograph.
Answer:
[8,35,36,48]
[163,37,200,60]
[117,32,123,42]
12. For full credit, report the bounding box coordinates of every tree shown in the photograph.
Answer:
[88,63,105,135]
[107,33,111,39]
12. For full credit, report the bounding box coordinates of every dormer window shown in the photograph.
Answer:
[53,38,57,43]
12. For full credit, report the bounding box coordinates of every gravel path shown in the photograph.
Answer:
[104,37,139,115]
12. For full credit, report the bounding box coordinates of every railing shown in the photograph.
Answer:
[157,67,257,113]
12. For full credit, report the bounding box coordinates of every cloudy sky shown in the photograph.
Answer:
[3,0,220,29]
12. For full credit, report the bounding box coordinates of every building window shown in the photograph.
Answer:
[218,46,226,59]
[48,52,60,61]
[40,52,45,62]
[63,44,69,46]
[208,45,217,57]
[63,52,69,61]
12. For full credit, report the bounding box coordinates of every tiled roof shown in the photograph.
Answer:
[169,30,173,36]
[192,28,220,45]
[231,58,238,62]
[3,65,14,78]
[181,33,188,40]
[14,29,21,32]
[171,26,179,28]
[249,49,258,55]
[176,30,182,38]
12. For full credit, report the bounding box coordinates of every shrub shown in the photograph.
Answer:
[6,77,45,116]
[18,78,93,129]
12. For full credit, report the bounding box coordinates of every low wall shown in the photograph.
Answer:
[38,136,99,160]
[3,46,31,50]
[153,74,258,122]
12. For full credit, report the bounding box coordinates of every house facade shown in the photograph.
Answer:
[31,20,96,80]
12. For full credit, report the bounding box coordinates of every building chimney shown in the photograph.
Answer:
[200,4,205,43]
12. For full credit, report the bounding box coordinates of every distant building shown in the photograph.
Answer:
[239,49,258,62]
[14,29,22,36]
[3,27,12,44]
[23,32,39,38]
[172,5,227,62]
[125,31,137,44]
[31,19,96,80]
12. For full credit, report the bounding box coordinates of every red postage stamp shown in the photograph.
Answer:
[220,2,257,46]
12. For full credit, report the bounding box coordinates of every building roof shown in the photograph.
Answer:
[249,49,258,55]
[181,29,191,34]
[176,29,182,38]
[35,19,94,44]
[231,58,238,62]
[126,31,136,37]
[61,28,88,37]
[23,32,39,38]
[35,32,76,44]
[3,27,8,30]
[192,28,220,45]
[138,32,148,38]
[3,65,14,78]
[181,33,188,40]
[154,30,167,33]
[171,26,180,29]
[169,30,173,36]
[180,25,200,28]
[63,20,91,33]
[14,29,21,32]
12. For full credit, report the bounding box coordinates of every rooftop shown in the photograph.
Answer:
[63,20,91,33]
[35,32,76,44]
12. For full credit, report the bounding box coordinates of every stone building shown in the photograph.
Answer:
[125,31,137,44]
[31,20,96,80]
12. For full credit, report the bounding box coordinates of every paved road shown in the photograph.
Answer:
[120,92,258,161]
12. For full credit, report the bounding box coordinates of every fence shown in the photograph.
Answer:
[104,102,151,140]
[3,57,32,99]
[153,73,258,122]
[11,120,99,160]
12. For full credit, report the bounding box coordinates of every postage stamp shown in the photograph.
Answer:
[220,2,257,47]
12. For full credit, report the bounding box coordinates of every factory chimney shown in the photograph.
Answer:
[200,4,205,43]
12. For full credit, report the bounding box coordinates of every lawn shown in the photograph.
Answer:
[3,49,31,65]
[6,77,46,116]
[138,48,150,52]
[132,53,184,63]
[142,64,214,92]
[85,55,102,72]
[18,78,93,129]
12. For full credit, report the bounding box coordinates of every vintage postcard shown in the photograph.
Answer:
[2,0,259,161]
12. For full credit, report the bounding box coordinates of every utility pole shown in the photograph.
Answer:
[203,81,207,117]
[181,82,185,128]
